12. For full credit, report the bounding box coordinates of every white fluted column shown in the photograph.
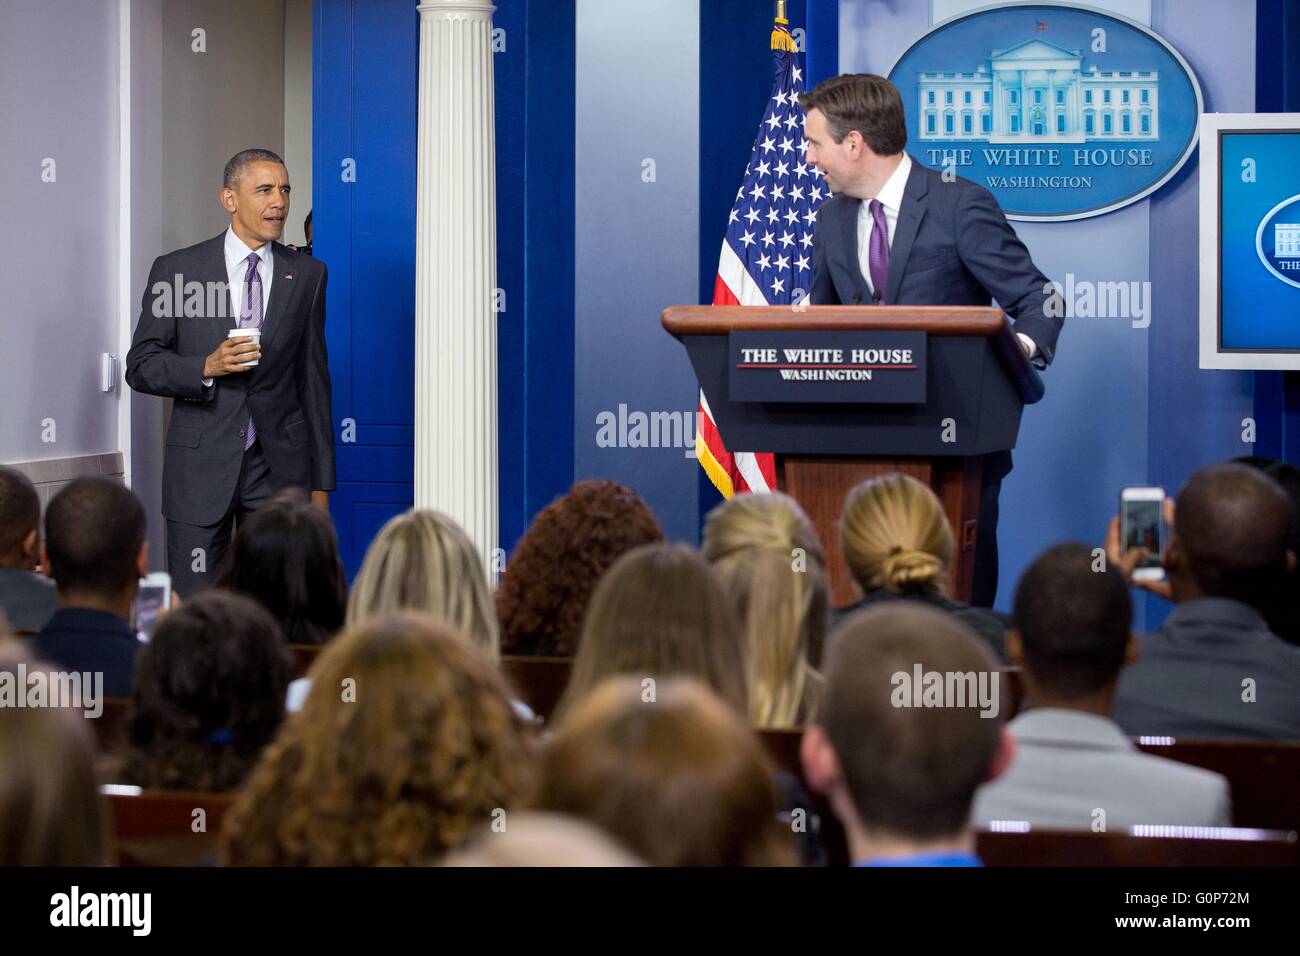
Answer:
[415,0,498,577]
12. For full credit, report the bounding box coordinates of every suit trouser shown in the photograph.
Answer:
[165,439,276,598]
[970,479,1000,609]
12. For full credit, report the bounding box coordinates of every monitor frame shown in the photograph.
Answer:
[1200,112,1300,370]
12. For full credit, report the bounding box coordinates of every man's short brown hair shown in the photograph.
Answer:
[819,603,1001,839]
[800,73,907,155]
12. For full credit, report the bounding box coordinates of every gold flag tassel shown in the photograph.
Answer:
[772,0,796,51]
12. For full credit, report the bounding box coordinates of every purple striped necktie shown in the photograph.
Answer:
[240,252,263,451]
[868,198,890,304]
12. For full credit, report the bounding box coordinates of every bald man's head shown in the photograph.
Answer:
[1173,463,1294,606]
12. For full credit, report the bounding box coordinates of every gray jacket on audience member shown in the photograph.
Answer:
[971,709,1231,829]
[1112,598,1300,740]
[0,568,58,632]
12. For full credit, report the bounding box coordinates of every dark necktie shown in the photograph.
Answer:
[240,253,263,450]
[868,198,890,304]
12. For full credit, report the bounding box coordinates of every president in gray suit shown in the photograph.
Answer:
[802,74,1064,606]
[127,149,334,597]
[972,543,1230,830]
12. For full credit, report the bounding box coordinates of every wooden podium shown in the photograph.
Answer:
[662,305,1044,606]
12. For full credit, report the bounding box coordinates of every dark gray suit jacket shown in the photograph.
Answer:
[810,156,1063,362]
[126,233,334,526]
[1113,598,1300,740]
[0,568,58,631]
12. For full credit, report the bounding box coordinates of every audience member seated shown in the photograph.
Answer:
[214,488,347,647]
[836,473,1010,659]
[285,508,506,714]
[0,639,107,865]
[972,542,1230,829]
[32,478,148,697]
[221,612,535,865]
[442,812,645,867]
[0,466,57,631]
[122,591,292,792]
[1106,462,1300,739]
[347,509,498,658]
[1236,456,1300,647]
[557,543,825,864]
[702,491,826,728]
[497,479,662,656]
[536,677,795,866]
[554,543,746,721]
[802,604,1010,866]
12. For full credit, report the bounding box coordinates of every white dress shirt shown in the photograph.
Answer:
[856,153,1037,359]
[202,227,275,386]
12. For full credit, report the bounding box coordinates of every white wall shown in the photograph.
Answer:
[131,0,287,565]
[284,0,313,247]
[0,0,121,466]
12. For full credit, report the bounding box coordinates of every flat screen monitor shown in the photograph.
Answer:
[1200,113,1300,369]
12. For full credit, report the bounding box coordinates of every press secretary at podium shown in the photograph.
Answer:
[801,73,1064,607]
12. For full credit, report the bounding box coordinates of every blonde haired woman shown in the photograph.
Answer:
[701,492,827,728]
[838,473,1009,657]
[348,509,498,661]
[286,509,500,712]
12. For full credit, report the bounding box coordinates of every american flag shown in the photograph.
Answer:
[696,19,830,497]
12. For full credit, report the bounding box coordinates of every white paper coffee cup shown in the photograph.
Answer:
[228,327,262,367]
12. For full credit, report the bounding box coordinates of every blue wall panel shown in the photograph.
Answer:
[519,1,576,548]
[315,0,574,575]
[314,0,419,577]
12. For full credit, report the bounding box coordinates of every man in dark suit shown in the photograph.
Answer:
[31,478,147,698]
[127,149,334,597]
[1106,462,1300,740]
[801,74,1064,606]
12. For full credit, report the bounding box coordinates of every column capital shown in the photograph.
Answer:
[417,0,496,16]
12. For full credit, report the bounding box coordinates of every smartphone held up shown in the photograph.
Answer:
[1120,486,1166,582]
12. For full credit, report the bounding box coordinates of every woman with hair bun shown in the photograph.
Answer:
[836,473,1009,659]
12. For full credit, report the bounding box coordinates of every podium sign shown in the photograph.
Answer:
[728,330,926,404]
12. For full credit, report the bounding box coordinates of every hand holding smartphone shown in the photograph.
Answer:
[132,572,172,642]
[1120,486,1166,582]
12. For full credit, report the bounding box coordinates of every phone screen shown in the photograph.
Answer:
[1122,499,1163,569]
[134,586,168,641]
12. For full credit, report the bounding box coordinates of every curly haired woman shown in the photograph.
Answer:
[496,480,662,656]
[221,612,536,866]
[122,590,292,792]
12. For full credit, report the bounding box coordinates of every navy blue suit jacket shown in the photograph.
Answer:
[810,157,1062,362]
[810,157,1063,481]
[30,607,141,698]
